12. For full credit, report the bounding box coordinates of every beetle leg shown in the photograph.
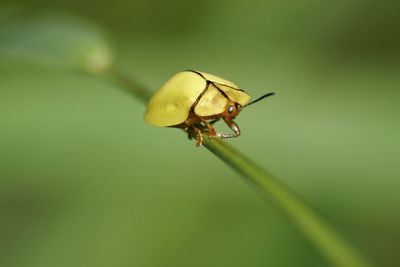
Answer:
[200,119,217,138]
[216,118,241,139]
[183,125,203,145]
[191,126,204,146]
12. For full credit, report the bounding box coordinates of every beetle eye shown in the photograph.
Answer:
[227,105,234,113]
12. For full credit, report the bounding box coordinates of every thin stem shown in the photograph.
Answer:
[203,136,373,267]
[98,68,374,267]
[100,67,153,102]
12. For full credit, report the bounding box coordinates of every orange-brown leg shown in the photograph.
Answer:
[191,126,204,146]
[216,118,241,139]
[183,125,203,146]
[200,119,217,138]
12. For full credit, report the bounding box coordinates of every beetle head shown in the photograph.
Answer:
[224,102,243,119]
[223,92,275,119]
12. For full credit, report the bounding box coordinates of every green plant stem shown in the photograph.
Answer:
[102,67,153,102]
[203,136,372,267]
[99,68,374,267]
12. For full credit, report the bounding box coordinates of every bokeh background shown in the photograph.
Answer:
[1,1,400,266]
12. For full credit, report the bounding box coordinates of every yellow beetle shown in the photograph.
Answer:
[144,70,275,146]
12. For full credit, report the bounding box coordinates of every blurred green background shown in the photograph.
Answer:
[1,1,400,266]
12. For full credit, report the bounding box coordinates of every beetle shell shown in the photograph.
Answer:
[144,70,251,127]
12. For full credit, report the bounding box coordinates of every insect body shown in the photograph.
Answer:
[144,70,274,146]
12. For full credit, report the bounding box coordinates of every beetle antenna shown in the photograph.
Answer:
[244,92,275,107]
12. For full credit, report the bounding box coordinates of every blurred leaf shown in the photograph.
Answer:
[0,10,112,73]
